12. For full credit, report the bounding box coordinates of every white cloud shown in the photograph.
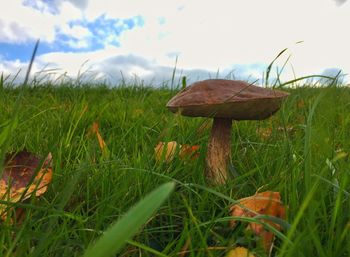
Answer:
[65,0,89,9]
[61,24,91,39]
[106,0,350,81]
[59,24,92,48]
[83,0,186,21]
[0,0,83,43]
[334,0,348,5]
[0,59,35,84]
[111,0,350,70]
[65,39,89,49]
[1,0,350,85]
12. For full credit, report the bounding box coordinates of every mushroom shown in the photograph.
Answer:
[166,79,289,185]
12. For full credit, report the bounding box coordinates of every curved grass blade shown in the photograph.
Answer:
[83,182,175,257]
[23,39,40,86]
[0,72,3,90]
[265,47,288,86]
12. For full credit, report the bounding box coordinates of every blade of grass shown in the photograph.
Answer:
[0,72,3,90]
[265,47,288,86]
[170,56,178,90]
[29,164,85,257]
[304,92,324,192]
[83,182,175,257]
[126,239,168,257]
[23,39,40,86]
[279,178,320,255]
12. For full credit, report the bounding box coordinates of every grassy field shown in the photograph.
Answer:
[0,82,349,257]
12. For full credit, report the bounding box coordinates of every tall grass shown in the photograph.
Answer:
[0,79,349,256]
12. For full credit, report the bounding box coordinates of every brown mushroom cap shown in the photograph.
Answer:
[166,79,289,120]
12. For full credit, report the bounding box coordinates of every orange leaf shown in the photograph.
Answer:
[88,122,109,158]
[230,191,286,251]
[226,247,255,257]
[179,144,200,160]
[1,151,53,220]
[91,122,107,150]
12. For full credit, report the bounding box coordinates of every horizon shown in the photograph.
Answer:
[1,0,349,86]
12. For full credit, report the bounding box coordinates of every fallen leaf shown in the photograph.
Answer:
[88,122,109,158]
[0,151,53,220]
[154,142,200,163]
[226,247,255,257]
[334,151,348,160]
[178,237,191,257]
[12,207,26,225]
[90,122,107,150]
[257,125,295,140]
[296,115,305,124]
[230,191,286,251]
[154,141,178,162]
[179,144,200,160]
[256,127,273,139]
[132,108,144,118]
[297,100,305,109]
[277,125,296,136]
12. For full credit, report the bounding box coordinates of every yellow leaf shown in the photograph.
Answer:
[334,151,348,161]
[226,247,255,257]
[132,108,144,118]
[256,127,272,139]
[154,142,200,163]
[154,141,178,162]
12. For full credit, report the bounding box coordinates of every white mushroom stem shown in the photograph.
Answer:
[206,117,232,185]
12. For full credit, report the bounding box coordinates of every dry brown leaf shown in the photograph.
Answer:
[226,247,255,257]
[297,100,305,109]
[0,151,53,220]
[178,237,191,257]
[230,191,286,251]
[277,125,296,135]
[257,125,295,140]
[154,141,178,162]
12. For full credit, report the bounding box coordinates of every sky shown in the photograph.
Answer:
[0,0,349,86]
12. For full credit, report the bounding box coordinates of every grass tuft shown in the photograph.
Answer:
[0,75,349,256]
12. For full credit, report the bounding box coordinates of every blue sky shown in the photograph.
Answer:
[0,0,349,85]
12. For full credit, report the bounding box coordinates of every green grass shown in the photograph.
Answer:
[0,82,349,257]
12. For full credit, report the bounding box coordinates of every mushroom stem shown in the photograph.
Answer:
[206,117,232,184]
